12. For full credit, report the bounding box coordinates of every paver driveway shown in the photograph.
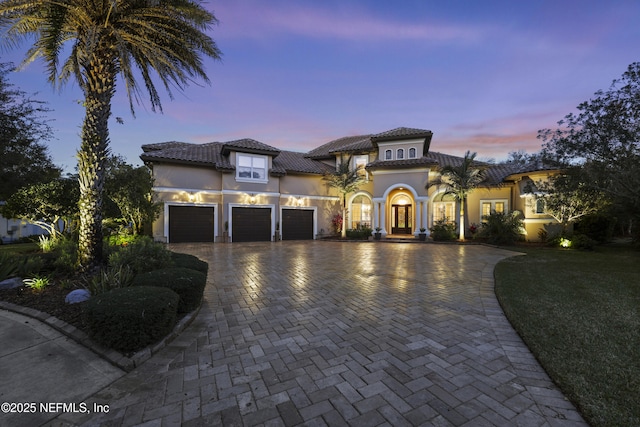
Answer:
[55,241,586,426]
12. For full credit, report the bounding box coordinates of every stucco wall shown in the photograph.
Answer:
[152,163,221,190]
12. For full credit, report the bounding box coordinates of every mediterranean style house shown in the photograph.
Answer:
[140,127,560,243]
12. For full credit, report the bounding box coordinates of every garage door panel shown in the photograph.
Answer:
[169,206,214,243]
[232,207,271,242]
[282,209,313,240]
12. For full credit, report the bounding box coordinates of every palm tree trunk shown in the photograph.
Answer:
[459,200,465,241]
[77,52,115,271]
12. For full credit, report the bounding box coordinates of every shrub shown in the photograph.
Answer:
[476,211,524,245]
[86,265,135,295]
[108,236,171,274]
[19,255,45,277]
[132,267,206,314]
[0,252,24,281]
[571,234,597,251]
[23,275,50,292]
[170,252,209,275]
[574,214,615,243]
[86,286,179,353]
[430,219,456,241]
[51,237,78,274]
[346,226,373,240]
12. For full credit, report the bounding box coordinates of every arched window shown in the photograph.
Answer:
[409,147,417,158]
[351,195,372,229]
[384,149,392,160]
[397,148,404,160]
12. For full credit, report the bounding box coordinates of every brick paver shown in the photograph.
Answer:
[53,241,587,426]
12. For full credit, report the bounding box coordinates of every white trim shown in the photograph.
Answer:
[376,138,424,146]
[222,189,281,197]
[280,194,340,202]
[523,218,559,224]
[371,168,426,175]
[153,186,221,195]
[164,202,218,243]
[228,203,275,242]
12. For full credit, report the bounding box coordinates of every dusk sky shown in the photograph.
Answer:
[2,0,639,171]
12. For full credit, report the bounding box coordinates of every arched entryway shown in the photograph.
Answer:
[390,193,413,235]
[372,184,429,237]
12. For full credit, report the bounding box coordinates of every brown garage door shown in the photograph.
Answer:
[282,209,314,240]
[232,207,271,242]
[169,205,215,243]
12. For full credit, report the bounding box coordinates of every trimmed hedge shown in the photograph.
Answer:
[86,286,179,353]
[170,252,209,275]
[132,267,206,314]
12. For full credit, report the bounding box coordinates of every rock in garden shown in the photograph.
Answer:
[65,289,91,304]
[0,277,23,290]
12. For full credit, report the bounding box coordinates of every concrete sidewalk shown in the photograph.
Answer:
[0,309,124,427]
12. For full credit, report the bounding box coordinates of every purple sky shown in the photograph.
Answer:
[3,0,639,171]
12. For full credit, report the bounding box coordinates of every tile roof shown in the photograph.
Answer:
[139,128,558,184]
[140,142,225,167]
[366,157,438,170]
[273,151,335,175]
[220,138,281,156]
[371,127,433,142]
[305,134,373,159]
[140,141,331,175]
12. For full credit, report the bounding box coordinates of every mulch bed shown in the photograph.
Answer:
[0,284,90,332]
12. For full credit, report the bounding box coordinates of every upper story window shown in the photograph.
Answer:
[397,148,404,160]
[409,147,417,158]
[236,153,267,182]
[354,155,369,180]
[535,198,545,214]
[384,149,392,160]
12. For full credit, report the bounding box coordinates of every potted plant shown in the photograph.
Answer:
[374,227,382,240]
[274,221,280,241]
[419,227,427,241]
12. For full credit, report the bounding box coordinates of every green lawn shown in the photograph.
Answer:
[495,245,640,427]
[0,242,39,254]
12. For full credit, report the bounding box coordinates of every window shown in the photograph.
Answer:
[236,154,267,182]
[397,148,404,160]
[480,200,508,221]
[433,202,455,223]
[409,147,417,158]
[385,149,392,160]
[354,155,369,180]
[351,195,372,229]
[535,198,545,214]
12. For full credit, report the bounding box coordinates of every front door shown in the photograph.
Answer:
[391,204,412,234]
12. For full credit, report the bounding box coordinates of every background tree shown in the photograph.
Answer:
[1,177,79,237]
[104,156,160,235]
[0,0,222,270]
[0,63,60,200]
[323,156,364,238]
[526,169,609,234]
[540,62,640,237]
[429,151,486,240]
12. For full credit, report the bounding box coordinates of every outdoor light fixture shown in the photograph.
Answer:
[249,194,257,204]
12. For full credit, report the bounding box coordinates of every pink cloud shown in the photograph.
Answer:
[213,2,485,44]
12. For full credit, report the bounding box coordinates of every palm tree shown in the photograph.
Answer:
[429,151,486,240]
[0,0,222,270]
[323,155,364,238]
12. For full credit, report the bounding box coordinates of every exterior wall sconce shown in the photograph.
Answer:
[296,197,304,206]
[249,194,257,204]
[188,191,196,202]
